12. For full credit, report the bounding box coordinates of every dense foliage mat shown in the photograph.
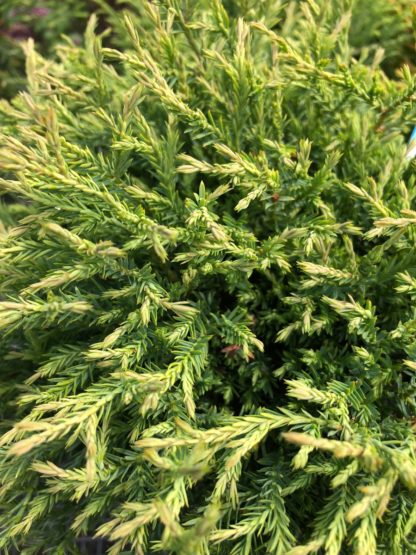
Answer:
[1,1,416,553]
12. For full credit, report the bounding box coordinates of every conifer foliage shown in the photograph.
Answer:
[1,1,416,553]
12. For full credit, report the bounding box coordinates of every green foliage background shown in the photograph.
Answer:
[0,1,416,554]
[0,1,95,99]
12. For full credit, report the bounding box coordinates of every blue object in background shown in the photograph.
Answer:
[406,126,416,161]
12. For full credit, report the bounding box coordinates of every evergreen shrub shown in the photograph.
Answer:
[1,1,416,553]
